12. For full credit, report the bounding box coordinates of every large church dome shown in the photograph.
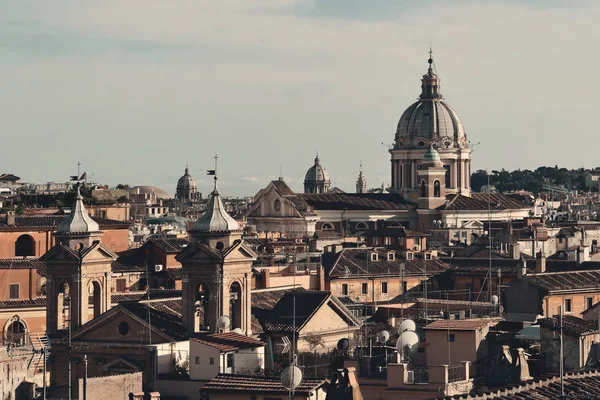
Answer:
[394,56,467,150]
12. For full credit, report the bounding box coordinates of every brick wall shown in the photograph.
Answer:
[78,371,143,400]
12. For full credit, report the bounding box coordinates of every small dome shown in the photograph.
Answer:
[56,186,100,235]
[423,145,441,162]
[304,155,330,183]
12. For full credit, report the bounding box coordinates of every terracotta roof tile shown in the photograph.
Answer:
[539,315,598,337]
[201,373,326,396]
[0,215,130,229]
[326,248,447,278]
[441,193,529,211]
[424,319,495,331]
[192,332,264,352]
[299,193,414,211]
[0,297,46,308]
[525,270,600,292]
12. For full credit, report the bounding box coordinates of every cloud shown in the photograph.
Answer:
[2,0,600,195]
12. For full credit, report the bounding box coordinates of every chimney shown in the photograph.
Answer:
[261,269,270,289]
[517,256,528,279]
[512,242,521,260]
[317,265,325,290]
[6,211,15,226]
[535,252,546,273]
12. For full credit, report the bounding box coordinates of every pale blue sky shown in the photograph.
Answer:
[1,0,599,196]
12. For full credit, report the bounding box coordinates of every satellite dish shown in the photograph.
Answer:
[337,338,350,351]
[376,330,390,344]
[216,315,231,331]
[232,328,243,334]
[281,365,303,390]
[396,330,419,356]
[399,319,416,334]
[491,295,499,305]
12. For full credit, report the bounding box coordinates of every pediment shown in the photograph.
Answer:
[40,245,79,262]
[81,244,118,262]
[101,357,141,372]
[223,241,258,261]
[176,242,221,263]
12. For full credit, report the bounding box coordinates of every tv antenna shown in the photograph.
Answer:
[7,332,51,399]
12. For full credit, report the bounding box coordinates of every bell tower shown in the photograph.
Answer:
[43,184,115,336]
[177,156,257,335]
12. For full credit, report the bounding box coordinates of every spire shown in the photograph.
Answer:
[315,151,320,166]
[185,165,189,175]
[56,184,100,234]
[356,162,367,194]
[192,155,239,233]
[420,48,443,100]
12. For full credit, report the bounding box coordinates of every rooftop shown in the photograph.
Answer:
[538,315,598,337]
[525,270,600,292]
[440,193,529,211]
[192,332,265,352]
[201,373,326,396]
[425,319,495,331]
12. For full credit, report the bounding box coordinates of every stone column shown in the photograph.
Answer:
[451,161,457,189]
[46,276,56,334]
[181,274,193,333]
[71,272,83,331]
[245,273,252,335]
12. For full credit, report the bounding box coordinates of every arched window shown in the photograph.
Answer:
[91,281,102,319]
[355,222,369,231]
[420,180,426,198]
[444,165,451,188]
[321,222,334,231]
[4,318,26,346]
[434,180,441,197]
[194,282,210,332]
[230,282,242,330]
[15,235,35,257]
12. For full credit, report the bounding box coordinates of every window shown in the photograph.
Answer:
[420,180,426,197]
[361,283,368,295]
[402,281,408,293]
[341,284,348,296]
[116,279,127,292]
[448,333,455,342]
[444,165,451,188]
[9,284,19,299]
[226,353,234,368]
[356,222,368,230]
[406,252,414,260]
[384,237,391,245]
[425,253,432,260]
[15,235,35,257]
[381,282,388,294]
[587,297,594,310]
[273,199,281,212]
[118,321,129,336]
[370,252,378,262]
[209,357,215,365]
[434,180,441,197]
[564,298,572,313]
[195,357,200,365]
[373,237,379,246]
[322,222,334,231]
[387,252,395,261]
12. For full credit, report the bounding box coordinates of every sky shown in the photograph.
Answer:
[2,0,599,197]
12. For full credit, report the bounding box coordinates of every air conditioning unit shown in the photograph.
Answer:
[406,371,415,384]
[413,245,421,252]
[155,264,164,272]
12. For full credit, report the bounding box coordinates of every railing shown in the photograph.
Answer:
[3,332,29,347]
[407,366,429,384]
[448,364,465,383]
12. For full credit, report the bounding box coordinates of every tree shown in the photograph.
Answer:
[115,184,130,190]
